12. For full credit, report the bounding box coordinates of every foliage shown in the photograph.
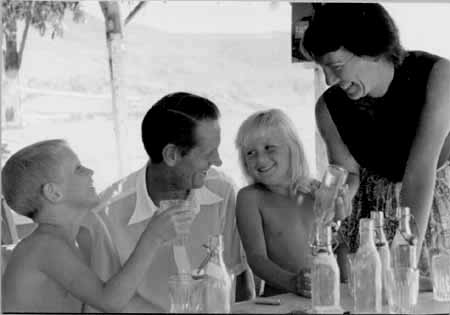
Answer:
[2,1,85,39]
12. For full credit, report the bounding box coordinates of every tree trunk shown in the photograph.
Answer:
[3,18,23,127]
[100,1,129,178]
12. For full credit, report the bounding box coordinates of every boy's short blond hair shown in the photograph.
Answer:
[235,108,310,185]
[2,139,69,220]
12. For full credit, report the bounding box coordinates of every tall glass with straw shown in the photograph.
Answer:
[160,199,194,275]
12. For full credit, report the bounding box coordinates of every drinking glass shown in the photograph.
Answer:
[388,267,419,314]
[314,164,348,226]
[168,274,205,313]
[431,250,450,301]
[429,228,450,301]
[345,253,357,305]
[160,199,194,274]
[159,199,194,244]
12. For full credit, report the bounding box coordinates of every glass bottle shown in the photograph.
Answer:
[204,234,232,313]
[353,218,382,313]
[431,229,450,301]
[312,225,341,313]
[390,206,418,305]
[370,211,393,306]
[391,207,417,269]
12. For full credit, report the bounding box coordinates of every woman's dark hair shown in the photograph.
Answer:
[141,92,220,164]
[302,3,405,67]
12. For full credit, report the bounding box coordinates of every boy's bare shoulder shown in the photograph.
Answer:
[10,230,71,265]
[5,232,52,272]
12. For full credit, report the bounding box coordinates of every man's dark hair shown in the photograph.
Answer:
[302,3,405,67]
[141,92,220,164]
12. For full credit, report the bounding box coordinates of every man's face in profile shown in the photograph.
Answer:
[173,119,222,190]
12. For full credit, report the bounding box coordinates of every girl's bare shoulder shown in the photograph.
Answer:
[237,183,269,199]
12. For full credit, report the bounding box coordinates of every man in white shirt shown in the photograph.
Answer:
[77,92,253,312]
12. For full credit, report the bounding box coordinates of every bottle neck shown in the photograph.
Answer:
[209,246,225,265]
[374,225,388,247]
[398,215,412,235]
[312,225,333,255]
[315,243,333,255]
[207,235,225,266]
[359,227,376,249]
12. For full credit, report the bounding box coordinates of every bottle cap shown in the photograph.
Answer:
[396,207,410,219]
[316,225,332,246]
[370,211,384,227]
[359,218,373,232]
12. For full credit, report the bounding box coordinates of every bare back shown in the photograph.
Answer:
[2,229,83,313]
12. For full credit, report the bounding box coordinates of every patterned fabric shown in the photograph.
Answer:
[338,161,450,277]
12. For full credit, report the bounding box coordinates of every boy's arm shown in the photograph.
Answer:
[77,215,157,312]
[236,188,297,293]
[39,233,161,313]
[41,206,192,313]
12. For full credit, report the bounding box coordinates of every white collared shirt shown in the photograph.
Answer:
[81,165,246,313]
[128,165,223,225]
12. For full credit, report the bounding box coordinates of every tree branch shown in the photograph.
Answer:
[124,1,147,27]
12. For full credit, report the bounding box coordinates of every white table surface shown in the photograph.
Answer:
[232,285,450,314]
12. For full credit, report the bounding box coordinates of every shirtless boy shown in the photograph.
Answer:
[1,139,194,313]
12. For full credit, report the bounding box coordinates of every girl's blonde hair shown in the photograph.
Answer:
[235,108,310,185]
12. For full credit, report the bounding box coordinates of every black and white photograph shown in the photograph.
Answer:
[1,1,450,313]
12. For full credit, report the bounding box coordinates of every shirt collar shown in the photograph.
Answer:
[128,165,223,225]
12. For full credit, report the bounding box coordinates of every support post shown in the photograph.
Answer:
[100,1,128,178]
[314,65,328,178]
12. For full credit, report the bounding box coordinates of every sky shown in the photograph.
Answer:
[83,1,450,58]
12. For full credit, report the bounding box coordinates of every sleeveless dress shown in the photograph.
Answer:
[324,51,450,277]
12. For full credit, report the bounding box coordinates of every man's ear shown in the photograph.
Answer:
[42,183,63,203]
[162,143,181,167]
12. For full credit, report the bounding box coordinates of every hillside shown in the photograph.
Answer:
[4,9,317,198]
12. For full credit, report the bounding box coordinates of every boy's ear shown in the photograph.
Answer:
[42,183,63,203]
[162,143,181,167]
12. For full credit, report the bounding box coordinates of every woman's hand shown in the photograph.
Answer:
[289,177,321,205]
[295,268,312,298]
[316,184,352,226]
[333,184,352,221]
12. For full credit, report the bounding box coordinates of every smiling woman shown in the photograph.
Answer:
[302,3,450,290]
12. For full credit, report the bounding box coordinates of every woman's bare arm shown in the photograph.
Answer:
[401,58,450,258]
